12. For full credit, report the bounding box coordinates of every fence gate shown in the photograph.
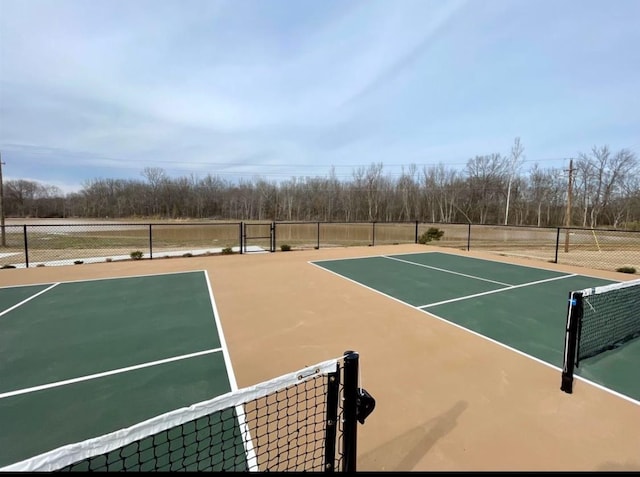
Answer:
[241,222,275,253]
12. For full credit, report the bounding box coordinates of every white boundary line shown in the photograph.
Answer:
[0,348,222,400]
[310,249,623,283]
[418,274,578,309]
[204,271,258,471]
[382,255,513,286]
[0,283,60,318]
[309,260,640,407]
[0,269,207,290]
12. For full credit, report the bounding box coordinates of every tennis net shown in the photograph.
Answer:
[0,350,375,472]
[561,278,640,394]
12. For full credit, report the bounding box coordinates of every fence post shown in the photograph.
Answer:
[372,221,376,246]
[555,227,560,263]
[271,221,276,252]
[317,222,320,250]
[149,224,153,260]
[23,225,29,268]
[415,220,418,243]
[467,223,471,251]
[239,222,244,254]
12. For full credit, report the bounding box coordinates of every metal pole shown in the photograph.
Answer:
[23,224,29,268]
[149,224,153,260]
[372,221,375,246]
[341,350,359,472]
[0,154,6,247]
[564,159,573,253]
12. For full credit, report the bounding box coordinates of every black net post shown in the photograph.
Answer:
[341,350,359,472]
[561,291,583,394]
[323,365,341,472]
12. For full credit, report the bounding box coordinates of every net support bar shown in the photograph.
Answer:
[341,350,359,472]
[561,291,583,394]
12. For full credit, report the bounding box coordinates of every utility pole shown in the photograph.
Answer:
[564,158,573,253]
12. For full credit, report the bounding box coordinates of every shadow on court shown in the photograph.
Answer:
[358,400,468,471]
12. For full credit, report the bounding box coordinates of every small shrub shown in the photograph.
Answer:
[130,250,144,260]
[37,263,46,267]
[281,244,292,252]
[418,227,445,244]
[221,247,234,255]
[1,264,16,269]
[182,252,193,258]
[105,257,113,262]
[74,260,84,265]
[616,266,636,274]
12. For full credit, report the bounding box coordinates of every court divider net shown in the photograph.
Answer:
[0,350,375,472]
[561,278,640,394]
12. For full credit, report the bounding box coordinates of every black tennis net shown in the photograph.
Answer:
[561,278,640,394]
[0,351,374,472]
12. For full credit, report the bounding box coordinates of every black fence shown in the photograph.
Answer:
[0,221,638,275]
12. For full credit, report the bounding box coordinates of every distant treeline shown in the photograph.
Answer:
[5,144,639,229]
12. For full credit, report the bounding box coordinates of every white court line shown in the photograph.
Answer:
[382,255,514,286]
[0,283,60,318]
[419,274,578,308]
[0,348,222,400]
[0,270,207,289]
[204,271,258,471]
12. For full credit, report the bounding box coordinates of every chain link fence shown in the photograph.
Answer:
[0,221,638,275]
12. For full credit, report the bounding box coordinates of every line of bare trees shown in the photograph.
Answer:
[4,142,639,229]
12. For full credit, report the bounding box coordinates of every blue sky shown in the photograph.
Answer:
[1,0,639,193]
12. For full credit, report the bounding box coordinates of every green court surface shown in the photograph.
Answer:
[312,251,640,404]
[0,271,236,468]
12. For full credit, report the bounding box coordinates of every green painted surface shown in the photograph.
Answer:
[315,256,506,306]
[575,337,640,400]
[0,351,232,468]
[0,272,220,393]
[427,274,615,367]
[388,252,568,285]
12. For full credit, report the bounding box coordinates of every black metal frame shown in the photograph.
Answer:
[561,291,583,394]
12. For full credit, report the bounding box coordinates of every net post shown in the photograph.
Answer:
[561,291,583,393]
[341,350,359,472]
[323,363,341,472]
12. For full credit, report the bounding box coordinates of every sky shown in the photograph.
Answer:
[1,0,639,194]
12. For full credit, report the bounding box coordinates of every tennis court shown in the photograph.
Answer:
[0,271,241,468]
[311,251,640,403]
[0,244,638,471]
